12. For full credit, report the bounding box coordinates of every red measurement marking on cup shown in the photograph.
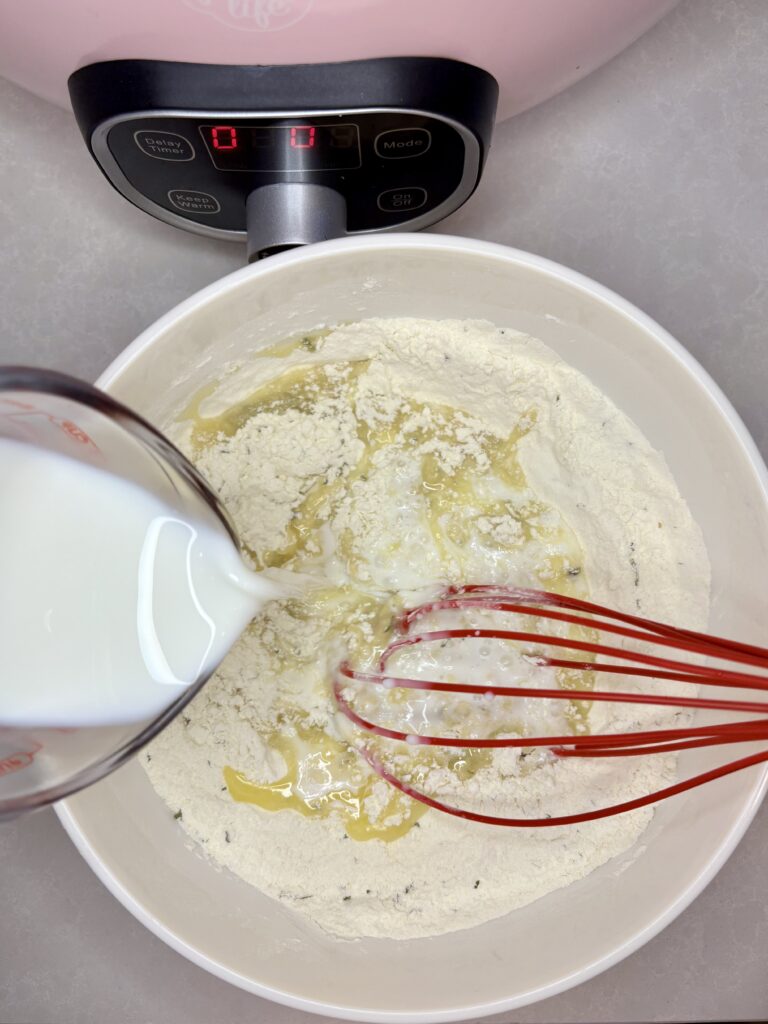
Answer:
[60,420,92,444]
[52,416,100,452]
[0,397,36,414]
[0,741,42,777]
[0,399,100,453]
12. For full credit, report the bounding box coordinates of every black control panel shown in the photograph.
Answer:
[69,58,498,246]
[101,110,468,234]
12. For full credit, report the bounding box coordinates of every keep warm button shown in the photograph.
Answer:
[168,190,221,215]
[375,128,431,159]
[377,187,428,214]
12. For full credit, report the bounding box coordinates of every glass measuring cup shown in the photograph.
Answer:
[0,366,241,820]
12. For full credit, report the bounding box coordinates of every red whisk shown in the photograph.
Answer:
[333,586,768,827]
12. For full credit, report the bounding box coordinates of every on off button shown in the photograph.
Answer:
[377,187,428,214]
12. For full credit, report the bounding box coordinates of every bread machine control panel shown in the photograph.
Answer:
[69,59,498,259]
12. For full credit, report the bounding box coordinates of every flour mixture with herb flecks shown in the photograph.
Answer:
[144,318,709,939]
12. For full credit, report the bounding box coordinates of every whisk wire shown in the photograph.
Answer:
[333,587,768,826]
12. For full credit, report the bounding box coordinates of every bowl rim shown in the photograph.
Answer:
[57,232,768,1023]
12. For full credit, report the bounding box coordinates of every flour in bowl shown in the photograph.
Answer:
[143,318,709,939]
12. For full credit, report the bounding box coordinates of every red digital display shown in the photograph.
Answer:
[200,123,360,171]
[290,125,316,149]
[211,125,238,150]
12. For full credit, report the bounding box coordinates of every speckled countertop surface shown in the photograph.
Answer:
[1,2,767,1021]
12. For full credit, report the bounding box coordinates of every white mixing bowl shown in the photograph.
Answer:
[57,234,768,1022]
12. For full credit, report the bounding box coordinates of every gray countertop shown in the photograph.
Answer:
[1,2,767,1021]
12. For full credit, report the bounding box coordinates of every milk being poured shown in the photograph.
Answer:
[1,437,280,728]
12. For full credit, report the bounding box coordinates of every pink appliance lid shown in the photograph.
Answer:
[0,0,678,120]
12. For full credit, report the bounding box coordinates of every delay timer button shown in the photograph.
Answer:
[168,190,220,214]
[134,130,195,161]
[374,128,431,159]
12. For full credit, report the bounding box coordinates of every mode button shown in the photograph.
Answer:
[375,128,431,160]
